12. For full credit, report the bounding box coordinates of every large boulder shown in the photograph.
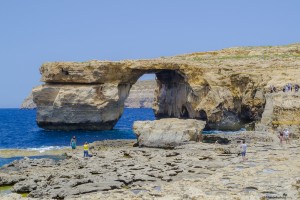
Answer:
[133,118,206,148]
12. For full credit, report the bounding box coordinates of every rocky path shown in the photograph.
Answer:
[1,134,300,200]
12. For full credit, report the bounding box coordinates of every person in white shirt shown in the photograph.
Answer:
[283,128,290,144]
[240,140,247,162]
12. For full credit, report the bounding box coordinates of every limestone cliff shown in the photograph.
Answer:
[32,43,300,133]
[125,80,155,108]
[20,93,36,109]
[21,80,156,109]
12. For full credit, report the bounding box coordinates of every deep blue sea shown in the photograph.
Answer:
[0,108,156,166]
[0,108,155,149]
[0,108,238,166]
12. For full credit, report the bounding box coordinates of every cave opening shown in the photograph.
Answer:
[124,69,196,121]
[198,110,208,121]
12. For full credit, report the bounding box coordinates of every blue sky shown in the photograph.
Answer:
[0,1,299,108]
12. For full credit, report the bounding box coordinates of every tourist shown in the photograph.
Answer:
[270,85,276,93]
[295,84,299,92]
[240,140,247,162]
[287,83,291,91]
[83,142,89,157]
[278,130,284,145]
[70,136,77,150]
[283,128,290,144]
[283,84,288,92]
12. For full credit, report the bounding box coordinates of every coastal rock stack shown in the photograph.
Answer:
[32,44,300,134]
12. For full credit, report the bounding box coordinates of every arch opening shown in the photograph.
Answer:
[122,69,197,120]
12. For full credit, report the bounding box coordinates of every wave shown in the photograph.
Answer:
[25,146,68,153]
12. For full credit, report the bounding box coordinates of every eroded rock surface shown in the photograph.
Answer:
[133,118,206,148]
[32,83,130,130]
[21,80,156,109]
[256,92,300,138]
[1,135,300,199]
[32,44,300,131]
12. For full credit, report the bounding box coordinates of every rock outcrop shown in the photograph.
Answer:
[21,80,156,109]
[1,136,300,199]
[256,92,300,137]
[32,43,300,131]
[133,118,205,148]
[20,93,36,109]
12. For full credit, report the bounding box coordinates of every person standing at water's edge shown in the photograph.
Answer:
[240,140,247,162]
[83,142,89,157]
[70,136,76,149]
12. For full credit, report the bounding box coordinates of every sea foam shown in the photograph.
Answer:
[26,146,68,153]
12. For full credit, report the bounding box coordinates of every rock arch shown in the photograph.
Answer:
[32,65,195,130]
[32,44,300,133]
[32,61,260,131]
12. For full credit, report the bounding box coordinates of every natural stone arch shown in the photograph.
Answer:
[32,44,300,133]
[32,66,179,130]
[32,63,262,131]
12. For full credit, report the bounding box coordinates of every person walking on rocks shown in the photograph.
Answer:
[70,136,77,150]
[295,84,299,92]
[83,142,89,157]
[240,140,247,162]
[283,128,290,144]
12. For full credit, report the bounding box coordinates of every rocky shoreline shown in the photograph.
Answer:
[1,132,299,199]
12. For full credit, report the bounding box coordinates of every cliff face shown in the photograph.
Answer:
[256,92,300,137]
[32,43,300,133]
[124,80,155,108]
[20,93,36,109]
[21,80,156,109]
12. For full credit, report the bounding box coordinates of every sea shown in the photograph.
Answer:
[0,108,155,166]
[0,108,237,167]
